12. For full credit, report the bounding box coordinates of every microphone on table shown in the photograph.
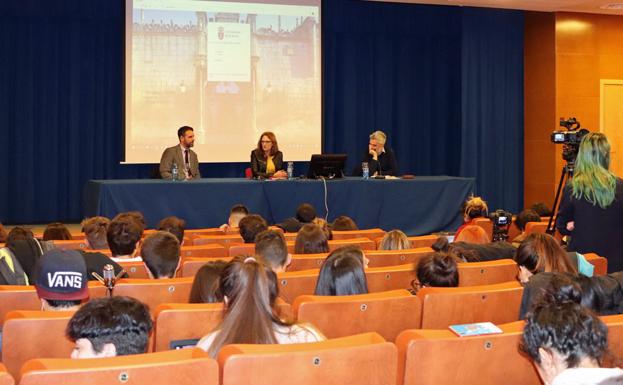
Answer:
[92,264,126,297]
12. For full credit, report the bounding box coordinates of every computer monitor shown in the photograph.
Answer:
[307,154,347,179]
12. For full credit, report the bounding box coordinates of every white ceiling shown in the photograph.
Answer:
[369,0,623,15]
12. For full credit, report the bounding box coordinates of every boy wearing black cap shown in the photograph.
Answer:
[34,249,89,311]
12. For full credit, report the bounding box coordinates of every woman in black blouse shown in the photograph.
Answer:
[250,132,286,179]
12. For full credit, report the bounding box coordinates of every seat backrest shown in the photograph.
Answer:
[193,235,244,247]
[332,229,385,241]
[118,262,150,279]
[365,248,432,268]
[584,253,608,275]
[51,240,87,250]
[153,303,224,352]
[417,281,523,329]
[365,264,414,293]
[0,364,14,385]
[525,221,548,234]
[219,332,397,385]
[507,221,521,242]
[457,259,518,286]
[277,269,320,304]
[228,243,255,258]
[19,348,218,385]
[602,314,623,363]
[186,228,228,238]
[180,244,227,259]
[288,254,328,271]
[2,310,74,380]
[406,235,438,249]
[112,278,194,314]
[180,257,233,277]
[472,218,493,239]
[396,321,540,385]
[328,238,375,251]
[293,289,421,341]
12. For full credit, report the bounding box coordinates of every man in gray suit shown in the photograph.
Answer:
[159,126,201,180]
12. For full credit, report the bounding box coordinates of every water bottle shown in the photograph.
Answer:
[171,163,179,181]
[287,162,294,180]
[362,162,369,179]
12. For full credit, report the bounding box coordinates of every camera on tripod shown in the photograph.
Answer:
[550,118,589,163]
[489,209,513,242]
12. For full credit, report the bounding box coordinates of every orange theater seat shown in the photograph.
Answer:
[179,244,227,259]
[51,240,87,250]
[227,243,255,257]
[180,257,232,277]
[112,278,194,314]
[118,261,150,278]
[153,303,224,352]
[364,248,432,268]
[584,253,608,275]
[288,253,329,271]
[218,333,397,385]
[472,218,493,240]
[406,235,438,249]
[328,237,376,251]
[293,289,421,341]
[193,235,244,247]
[365,264,414,293]
[277,269,319,304]
[457,259,518,286]
[0,364,14,385]
[332,228,385,241]
[19,348,218,385]
[524,221,548,234]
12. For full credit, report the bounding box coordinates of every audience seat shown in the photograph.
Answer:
[227,243,255,257]
[405,235,438,249]
[417,281,523,329]
[218,332,397,385]
[396,321,540,385]
[112,278,194,314]
[277,269,319,304]
[288,254,328,271]
[0,364,13,385]
[293,289,421,341]
[185,228,228,238]
[457,259,518,286]
[331,228,385,241]
[118,261,150,278]
[584,253,608,275]
[507,222,521,242]
[364,248,432,268]
[180,257,232,277]
[19,348,218,385]
[51,239,87,250]
[180,244,227,259]
[524,221,548,234]
[365,264,414,293]
[602,314,623,363]
[153,303,224,352]
[2,310,75,381]
[472,218,493,240]
[192,235,244,247]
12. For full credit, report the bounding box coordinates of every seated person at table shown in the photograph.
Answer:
[276,203,317,233]
[255,230,290,273]
[331,215,358,231]
[455,196,488,239]
[159,125,201,180]
[454,225,490,244]
[42,222,73,241]
[67,296,152,358]
[512,209,541,247]
[80,216,126,280]
[157,216,186,244]
[250,131,286,179]
[219,204,249,232]
[107,217,143,262]
[314,246,369,296]
[140,231,181,279]
[520,284,623,385]
[378,230,411,251]
[238,214,268,244]
[353,130,398,176]
[410,252,459,293]
[34,249,89,311]
[295,224,329,254]
[197,256,324,357]
[189,261,227,304]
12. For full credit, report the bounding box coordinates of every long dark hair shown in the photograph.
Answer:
[188,261,227,304]
[514,233,577,274]
[255,131,279,159]
[314,246,368,296]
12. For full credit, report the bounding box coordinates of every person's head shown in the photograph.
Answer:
[188,261,227,303]
[112,211,146,236]
[6,227,34,244]
[453,225,490,244]
[379,230,410,251]
[34,249,89,311]
[157,216,186,244]
[538,273,608,315]
[0,222,7,243]
[369,130,387,152]
[207,256,282,358]
[81,216,110,250]
[106,218,142,258]
[432,236,480,263]
[462,196,488,222]
[413,252,459,291]
[42,222,73,241]
[572,132,617,209]
[294,223,329,254]
[177,125,195,148]
[312,217,333,240]
[520,284,608,384]
[140,231,181,279]
[314,246,369,296]
[67,296,152,358]
[295,203,317,224]
[228,204,249,227]
[255,230,290,273]
[530,202,552,217]
[238,214,268,243]
[256,131,279,157]
[514,233,577,281]
[331,216,358,231]
[515,209,541,232]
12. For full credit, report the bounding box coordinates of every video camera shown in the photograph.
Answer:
[489,209,513,242]
[550,118,589,163]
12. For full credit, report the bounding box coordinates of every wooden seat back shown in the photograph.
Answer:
[293,289,421,341]
[288,253,328,271]
[227,243,255,257]
[332,228,385,241]
[118,261,150,278]
[112,278,194,314]
[525,221,548,234]
[457,259,518,286]
[51,240,87,250]
[0,364,13,385]
[365,264,414,293]
[406,235,438,249]
[365,248,432,268]
[180,244,227,259]
[584,253,608,275]
[277,269,319,304]
[472,218,493,240]
[193,235,244,247]
[328,237,375,251]
[180,257,232,278]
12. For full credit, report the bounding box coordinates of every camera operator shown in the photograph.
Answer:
[556,133,623,273]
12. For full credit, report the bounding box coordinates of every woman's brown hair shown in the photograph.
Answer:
[255,131,279,158]
[514,233,577,274]
[43,222,73,241]
[294,224,329,254]
[379,230,410,250]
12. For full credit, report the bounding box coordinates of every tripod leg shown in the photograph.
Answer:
[546,166,568,235]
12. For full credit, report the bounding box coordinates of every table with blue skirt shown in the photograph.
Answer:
[83,176,475,235]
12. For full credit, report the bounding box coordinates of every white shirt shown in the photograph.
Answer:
[553,367,623,385]
[111,256,143,263]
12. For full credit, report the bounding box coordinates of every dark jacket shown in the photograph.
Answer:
[79,251,128,281]
[250,150,284,178]
[353,147,398,176]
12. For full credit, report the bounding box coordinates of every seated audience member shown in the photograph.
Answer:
[0,222,7,243]
[520,285,623,385]
[276,203,317,233]
[140,231,181,279]
[530,202,553,217]
[378,230,410,251]
[189,261,227,303]
[455,196,488,238]
[432,236,515,262]
[411,252,460,293]
[34,249,89,311]
[453,225,490,244]
[314,246,369,296]
[157,216,186,244]
[219,204,249,232]
[294,224,329,255]
[312,217,333,240]
[0,241,29,285]
[67,296,152,358]
[6,226,54,254]
[81,216,110,250]
[5,237,45,282]
[238,214,268,244]
[107,217,143,262]
[331,216,358,231]
[197,256,324,357]
[42,222,73,241]
[511,209,541,247]
[113,211,146,237]
[255,230,290,273]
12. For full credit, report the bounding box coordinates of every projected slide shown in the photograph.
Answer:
[125,0,321,163]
